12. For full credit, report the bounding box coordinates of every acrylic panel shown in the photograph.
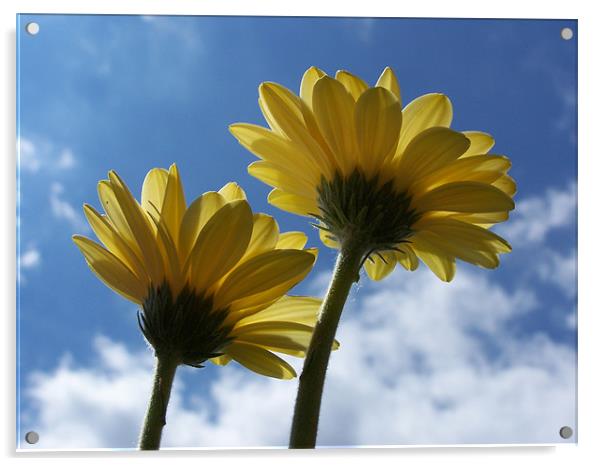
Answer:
[16,14,577,450]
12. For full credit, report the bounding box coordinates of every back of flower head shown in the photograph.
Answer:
[72,164,332,449]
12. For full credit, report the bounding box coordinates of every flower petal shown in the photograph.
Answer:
[232,321,316,357]
[214,249,316,312]
[188,200,253,292]
[355,86,402,176]
[229,123,321,183]
[397,127,470,190]
[249,161,317,198]
[376,66,401,102]
[312,76,358,175]
[275,231,308,249]
[83,204,148,282]
[225,342,297,379]
[460,131,495,157]
[335,70,369,101]
[219,181,247,202]
[364,251,397,281]
[73,235,147,303]
[141,168,168,215]
[178,191,226,263]
[300,66,326,109]
[395,93,453,157]
[237,295,321,326]
[161,164,186,242]
[107,171,164,284]
[413,181,515,213]
[258,82,333,174]
[267,189,318,217]
[240,213,279,261]
[410,236,456,282]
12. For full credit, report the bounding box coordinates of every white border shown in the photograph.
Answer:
[2,1,600,465]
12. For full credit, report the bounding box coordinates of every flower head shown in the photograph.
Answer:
[230,66,516,282]
[73,164,324,379]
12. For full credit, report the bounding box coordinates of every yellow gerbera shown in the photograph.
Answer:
[72,164,323,380]
[230,66,515,282]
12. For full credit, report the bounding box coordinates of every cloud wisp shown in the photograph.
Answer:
[496,182,576,247]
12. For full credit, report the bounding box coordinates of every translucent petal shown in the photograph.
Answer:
[178,192,226,264]
[73,235,147,303]
[188,200,253,292]
[225,342,297,379]
[214,249,316,311]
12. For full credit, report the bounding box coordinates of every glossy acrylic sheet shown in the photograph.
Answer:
[16,14,577,450]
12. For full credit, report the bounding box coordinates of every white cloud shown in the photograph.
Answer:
[20,247,41,269]
[57,149,76,169]
[21,266,575,450]
[536,249,577,298]
[496,182,576,246]
[19,137,41,173]
[18,136,78,173]
[49,182,89,232]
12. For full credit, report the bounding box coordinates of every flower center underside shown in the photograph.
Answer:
[139,283,233,368]
[315,169,420,257]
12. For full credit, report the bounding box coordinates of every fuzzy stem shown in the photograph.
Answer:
[138,353,179,450]
[289,238,365,448]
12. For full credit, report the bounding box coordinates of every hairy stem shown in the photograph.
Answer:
[138,353,179,450]
[289,239,365,448]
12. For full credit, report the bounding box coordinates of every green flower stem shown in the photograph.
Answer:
[138,353,179,450]
[289,239,365,449]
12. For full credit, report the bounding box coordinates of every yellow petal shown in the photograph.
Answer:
[141,168,169,216]
[209,354,233,366]
[214,249,316,312]
[363,251,397,281]
[226,342,297,379]
[258,82,333,174]
[319,228,340,249]
[376,66,401,102]
[188,200,253,292]
[300,66,326,108]
[413,181,515,213]
[178,191,226,264]
[219,181,247,202]
[237,295,321,326]
[452,211,510,226]
[493,174,517,197]
[312,76,358,175]
[275,231,308,250]
[410,236,456,282]
[98,180,141,257]
[397,127,470,190]
[73,235,147,303]
[410,155,511,195]
[146,208,184,294]
[335,70,369,101]
[83,204,148,282]
[107,171,164,284]
[232,321,315,357]
[267,189,318,217]
[460,131,495,157]
[240,213,279,261]
[355,87,402,176]
[229,123,321,183]
[395,93,453,157]
[249,161,317,198]
[396,244,419,271]
[161,164,186,242]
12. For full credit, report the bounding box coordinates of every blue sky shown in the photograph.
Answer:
[16,15,577,449]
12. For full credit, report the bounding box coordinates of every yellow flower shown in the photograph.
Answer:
[230,66,515,282]
[73,164,324,379]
